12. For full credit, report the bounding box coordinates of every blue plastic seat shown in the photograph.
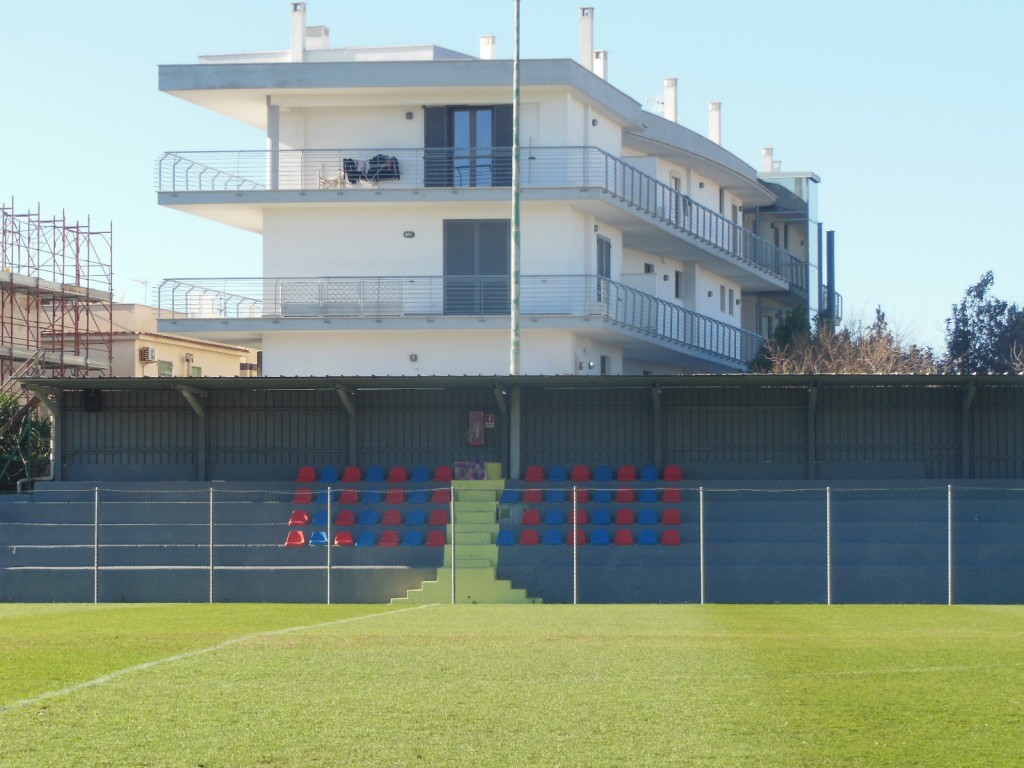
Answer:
[594,465,614,482]
[590,529,611,545]
[407,489,430,504]
[496,529,517,546]
[548,465,568,482]
[315,489,333,505]
[590,509,612,525]
[638,508,659,525]
[546,489,566,503]
[637,529,658,545]
[309,531,329,546]
[544,509,566,526]
[311,510,329,527]
[405,509,427,526]
[355,531,376,546]
[592,490,613,504]
[411,466,431,482]
[542,529,564,545]
[639,464,660,481]
[402,531,424,546]
[358,510,379,526]
[637,489,659,503]
[364,465,385,482]
[361,490,383,504]
[319,466,340,484]
[499,489,520,503]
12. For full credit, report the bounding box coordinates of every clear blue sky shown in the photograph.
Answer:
[2,0,1021,352]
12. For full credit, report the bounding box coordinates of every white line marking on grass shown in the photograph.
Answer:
[0,604,434,715]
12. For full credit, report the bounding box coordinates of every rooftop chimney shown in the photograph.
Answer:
[709,101,722,145]
[290,2,307,62]
[762,148,774,173]
[580,7,594,72]
[480,35,497,60]
[664,78,678,123]
[594,50,608,80]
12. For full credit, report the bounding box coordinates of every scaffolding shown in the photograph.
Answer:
[0,199,113,387]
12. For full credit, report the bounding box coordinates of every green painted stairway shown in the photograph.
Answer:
[392,480,538,604]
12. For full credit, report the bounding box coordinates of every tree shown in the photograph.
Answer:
[0,392,51,492]
[944,271,1024,374]
[750,306,939,374]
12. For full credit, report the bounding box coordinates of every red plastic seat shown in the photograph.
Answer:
[380,530,400,547]
[662,529,681,546]
[382,509,403,526]
[427,530,447,547]
[335,509,356,526]
[615,489,636,503]
[385,489,405,503]
[574,489,590,504]
[341,466,362,482]
[570,465,591,482]
[387,466,409,483]
[284,530,307,547]
[428,509,449,526]
[615,508,635,525]
[662,508,682,525]
[433,465,453,482]
[334,530,355,546]
[432,489,451,504]
[520,529,540,545]
[613,529,634,546]
[288,510,310,526]
[570,508,589,525]
[296,466,317,483]
[663,465,684,481]
[616,465,636,482]
[522,489,543,504]
[338,489,359,504]
[521,509,542,526]
[662,488,683,503]
[292,488,314,505]
[524,465,545,482]
[567,529,588,546]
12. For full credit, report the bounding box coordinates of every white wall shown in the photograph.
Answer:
[262,328,577,376]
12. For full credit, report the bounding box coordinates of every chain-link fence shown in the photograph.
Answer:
[2,484,1023,604]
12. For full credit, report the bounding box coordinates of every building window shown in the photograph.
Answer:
[600,355,611,375]
[719,285,726,313]
[424,105,512,188]
[674,270,684,300]
[443,219,511,315]
[596,236,611,300]
[783,224,790,250]
[190,366,203,377]
[728,288,735,316]
[157,360,173,378]
[643,263,654,274]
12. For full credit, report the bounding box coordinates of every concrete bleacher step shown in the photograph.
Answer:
[391,566,537,605]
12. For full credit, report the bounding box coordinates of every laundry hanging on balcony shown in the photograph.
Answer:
[342,155,400,184]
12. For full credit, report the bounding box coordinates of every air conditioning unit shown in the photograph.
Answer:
[139,346,158,363]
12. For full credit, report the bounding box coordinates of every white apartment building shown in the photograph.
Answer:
[155,3,833,376]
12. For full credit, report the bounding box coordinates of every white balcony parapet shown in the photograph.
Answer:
[156,275,764,366]
[155,146,807,292]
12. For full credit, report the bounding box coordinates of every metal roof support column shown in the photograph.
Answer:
[651,385,662,468]
[493,385,509,477]
[177,386,208,482]
[509,385,522,480]
[806,382,818,481]
[25,385,60,485]
[335,386,357,469]
[960,382,977,479]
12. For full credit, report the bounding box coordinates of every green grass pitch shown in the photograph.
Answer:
[2,603,1023,767]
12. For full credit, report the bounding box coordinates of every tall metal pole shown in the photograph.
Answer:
[510,0,522,375]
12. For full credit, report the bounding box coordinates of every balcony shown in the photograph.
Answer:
[157,275,764,367]
[156,146,807,293]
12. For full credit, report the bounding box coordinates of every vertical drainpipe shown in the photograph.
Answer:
[826,230,836,331]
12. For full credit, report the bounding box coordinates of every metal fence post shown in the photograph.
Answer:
[826,486,833,606]
[450,484,456,605]
[209,487,215,604]
[699,486,706,605]
[327,485,333,605]
[948,484,954,606]
[93,486,99,604]
[572,484,578,605]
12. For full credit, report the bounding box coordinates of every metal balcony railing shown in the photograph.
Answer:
[157,275,764,365]
[155,146,807,292]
